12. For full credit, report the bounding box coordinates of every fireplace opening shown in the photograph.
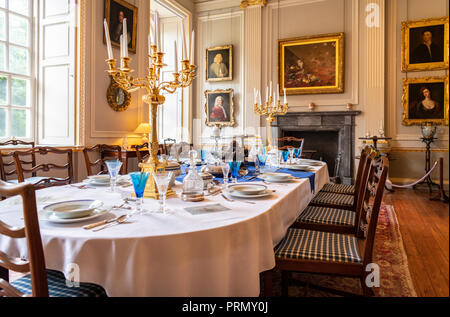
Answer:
[282,130,340,178]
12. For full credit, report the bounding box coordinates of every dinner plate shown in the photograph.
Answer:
[261,172,292,181]
[82,177,130,187]
[296,159,324,166]
[43,200,103,219]
[227,184,267,195]
[226,188,273,199]
[259,174,295,183]
[38,207,110,224]
[287,165,316,172]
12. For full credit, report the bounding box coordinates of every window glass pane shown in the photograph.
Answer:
[0,11,5,41]
[11,108,29,137]
[0,43,5,71]
[0,0,5,9]
[9,14,29,47]
[9,46,29,75]
[0,76,7,105]
[9,0,29,16]
[12,78,29,106]
[0,108,6,137]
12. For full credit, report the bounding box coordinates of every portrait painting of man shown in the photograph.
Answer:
[206,46,233,81]
[401,17,448,72]
[205,89,235,127]
[279,33,344,95]
[104,0,138,53]
[402,76,449,126]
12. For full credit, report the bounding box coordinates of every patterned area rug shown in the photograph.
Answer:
[269,205,417,297]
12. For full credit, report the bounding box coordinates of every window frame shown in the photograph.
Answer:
[0,0,35,143]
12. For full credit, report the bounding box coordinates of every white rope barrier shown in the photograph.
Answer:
[386,161,439,189]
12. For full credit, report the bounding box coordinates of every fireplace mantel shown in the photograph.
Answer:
[274,111,361,184]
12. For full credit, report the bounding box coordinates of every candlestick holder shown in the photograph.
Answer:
[106,45,196,199]
[254,96,289,151]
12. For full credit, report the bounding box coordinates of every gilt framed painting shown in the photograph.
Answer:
[401,16,449,72]
[205,89,235,127]
[278,32,344,95]
[402,76,449,126]
[104,0,138,54]
[206,45,233,82]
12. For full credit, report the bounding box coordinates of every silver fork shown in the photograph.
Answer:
[221,193,256,205]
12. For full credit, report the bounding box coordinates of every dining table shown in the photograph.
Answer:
[0,161,329,297]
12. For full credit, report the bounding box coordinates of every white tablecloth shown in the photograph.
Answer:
[0,164,329,297]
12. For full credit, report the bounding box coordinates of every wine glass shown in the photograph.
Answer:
[293,148,301,159]
[105,160,123,193]
[129,172,150,215]
[152,171,174,214]
[200,149,207,164]
[221,162,230,185]
[228,161,242,183]
[281,150,289,164]
[287,146,294,164]
[257,154,268,174]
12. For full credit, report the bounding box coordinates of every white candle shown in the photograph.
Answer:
[258,90,262,105]
[104,19,113,60]
[157,12,162,51]
[154,11,160,51]
[152,12,157,49]
[265,86,269,103]
[123,18,128,58]
[253,88,257,104]
[174,40,178,73]
[120,35,124,67]
[190,31,195,63]
[270,81,273,97]
[181,22,187,60]
[276,84,280,101]
[284,88,287,104]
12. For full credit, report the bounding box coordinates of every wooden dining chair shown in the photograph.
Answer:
[0,139,35,182]
[0,180,107,297]
[292,150,376,236]
[83,144,123,176]
[320,146,371,196]
[12,147,73,190]
[308,147,373,211]
[133,142,150,163]
[263,157,389,297]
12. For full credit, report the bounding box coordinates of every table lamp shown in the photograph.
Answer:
[135,123,151,144]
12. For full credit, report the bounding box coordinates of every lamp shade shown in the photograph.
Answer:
[135,123,151,134]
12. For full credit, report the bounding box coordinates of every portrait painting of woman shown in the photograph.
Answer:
[402,76,449,126]
[205,89,235,127]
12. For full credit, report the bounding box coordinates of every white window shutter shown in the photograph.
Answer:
[37,0,75,145]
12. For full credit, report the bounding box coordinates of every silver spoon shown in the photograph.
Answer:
[93,214,129,232]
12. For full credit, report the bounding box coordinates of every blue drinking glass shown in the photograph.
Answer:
[228,161,242,183]
[200,149,207,163]
[281,150,289,163]
[293,148,301,159]
[129,172,150,214]
[257,154,268,166]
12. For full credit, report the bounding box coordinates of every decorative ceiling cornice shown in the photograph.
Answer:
[240,0,267,9]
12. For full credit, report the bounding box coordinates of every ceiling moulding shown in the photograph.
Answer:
[240,0,267,9]
[195,0,242,12]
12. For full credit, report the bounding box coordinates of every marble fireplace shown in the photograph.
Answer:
[274,111,361,185]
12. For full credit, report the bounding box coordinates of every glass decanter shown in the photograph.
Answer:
[182,150,204,195]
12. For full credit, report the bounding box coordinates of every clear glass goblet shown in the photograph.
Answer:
[129,172,150,215]
[105,160,123,193]
[152,171,174,214]
[221,162,230,185]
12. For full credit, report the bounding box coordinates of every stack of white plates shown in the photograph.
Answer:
[40,200,108,223]
[287,165,316,172]
[226,184,272,198]
[260,172,295,183]
[297,159,324,166]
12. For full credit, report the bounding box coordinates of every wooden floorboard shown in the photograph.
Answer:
[384,187,449,297]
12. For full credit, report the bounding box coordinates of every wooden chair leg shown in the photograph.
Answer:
[281,271,289,297]
[0,267,8,282]
[262,270,273,297]
[360,276,375,297]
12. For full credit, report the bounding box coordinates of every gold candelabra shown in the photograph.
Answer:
[106,45,196,199]
[254,96,289,152]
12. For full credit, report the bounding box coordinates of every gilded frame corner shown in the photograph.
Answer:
[278,32,345,96]
[206,45,233,82]
[401,16,449,72]
[204,89,235,128]
[104,0,138,54]
[402,76,449,126]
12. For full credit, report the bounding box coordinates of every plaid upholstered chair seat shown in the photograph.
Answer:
[274,228,362,264]
[320,183,355,195]
[296,206,355,227]
[11,269,107,297]
[310,192,354,208]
